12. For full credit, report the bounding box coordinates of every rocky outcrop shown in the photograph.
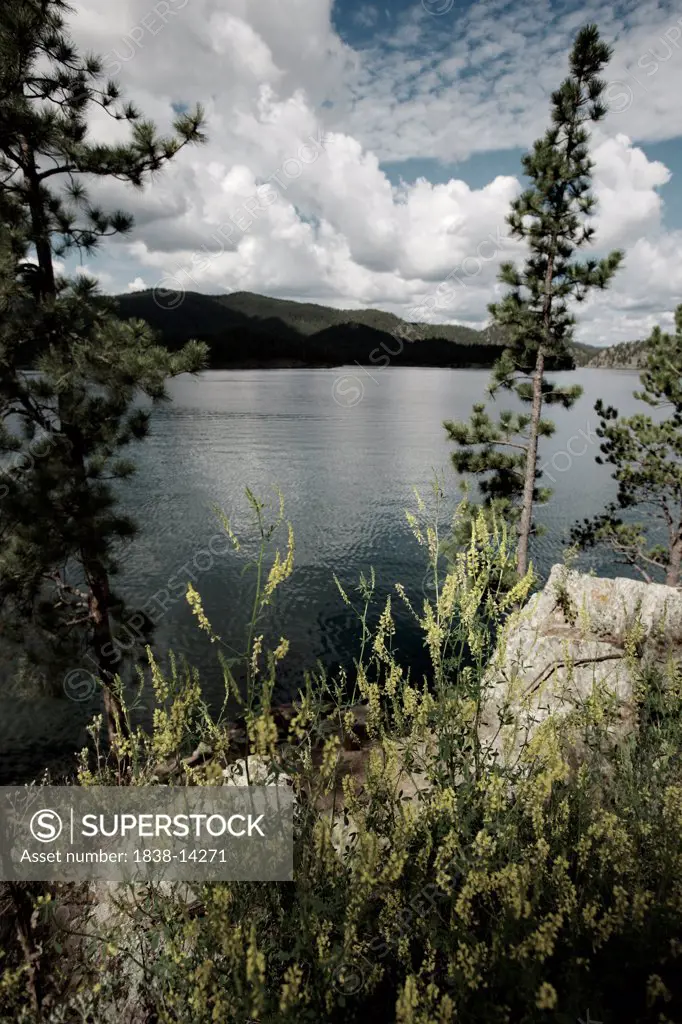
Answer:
[479,564,682,766]
[586,338,648,368]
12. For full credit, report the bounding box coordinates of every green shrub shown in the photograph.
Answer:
[2,490,682,1024]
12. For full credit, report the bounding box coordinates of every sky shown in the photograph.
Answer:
[62,0,682,346]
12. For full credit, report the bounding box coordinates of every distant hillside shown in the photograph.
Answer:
[586,338,649,369]
[112,289,582,371]
[571,340,602,366]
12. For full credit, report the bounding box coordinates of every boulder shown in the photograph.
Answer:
[479,564,682,766]
[221,754,293,788]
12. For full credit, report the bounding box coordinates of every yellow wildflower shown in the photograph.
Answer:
[535,982,557,1010]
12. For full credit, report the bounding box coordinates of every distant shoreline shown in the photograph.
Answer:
[185,361,633,372]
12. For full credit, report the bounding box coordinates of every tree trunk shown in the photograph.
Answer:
[19,142,55,301]
[22,144,131,775]
[59,418,132,778]
[666,530,682,588]
[87,564,129,753]
[516,235,557,578]
[517,347,544,577]
[7,883,42,1017]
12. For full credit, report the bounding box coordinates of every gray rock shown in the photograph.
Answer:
[479,564,682,766]
[221,754,293,788]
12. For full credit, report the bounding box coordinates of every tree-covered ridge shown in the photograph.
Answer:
[112,288,600,369]
[212,290,498,341]
[117,287,505,342]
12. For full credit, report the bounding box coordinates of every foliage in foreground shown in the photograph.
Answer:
[1,492,682,1024]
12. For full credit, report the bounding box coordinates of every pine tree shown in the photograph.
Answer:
[444,24,623,578]
[571,306,682,587]
[0,0,209,762]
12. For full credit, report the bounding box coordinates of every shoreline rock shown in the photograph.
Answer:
[479,564,682,766]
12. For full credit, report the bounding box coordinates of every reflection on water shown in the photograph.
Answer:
[0,367,646,781]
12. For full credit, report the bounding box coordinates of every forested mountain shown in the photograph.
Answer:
[113,289,599,369]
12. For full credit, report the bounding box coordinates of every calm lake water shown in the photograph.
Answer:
[0,367,650,781]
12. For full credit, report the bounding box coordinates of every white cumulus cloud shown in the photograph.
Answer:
[62,0,682,346]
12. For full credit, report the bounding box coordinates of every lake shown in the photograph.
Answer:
[0,366,648,782]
